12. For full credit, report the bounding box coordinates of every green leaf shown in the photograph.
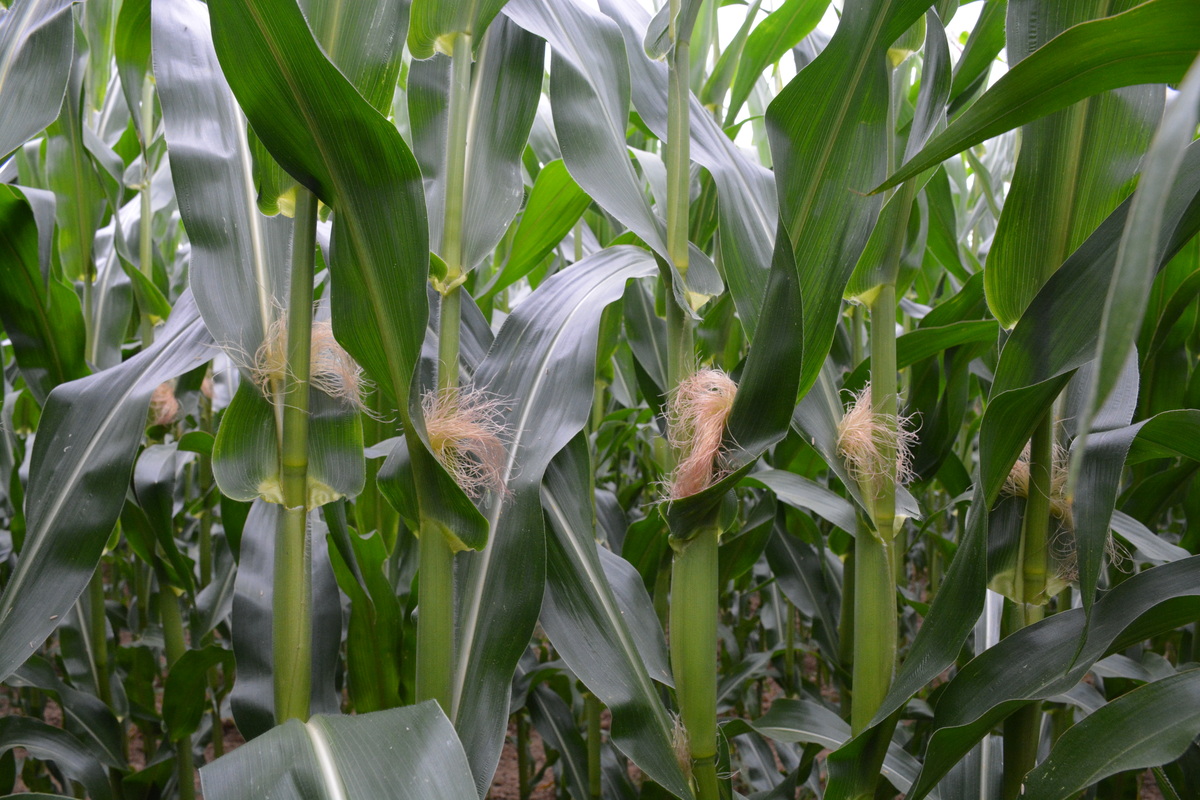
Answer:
[45,47,106,285]
[0,293,212,684]
[877,0,1200,193]
[452,246,657,794]
[200,703,477,798]
[541,436,692,799]
[724,0,827,127]
[207,0,429,413]
[735,698,933,798]
[114,0,150,140]
[763,524,842,666]
[299,0,409,116]
[907,556,1200,799]
[767,0,932,397]
[212,378,364,509]
[408,0,509,60]
[327,527,405,713]
[1022,669,1200,800]
[0,0,75,160]
[1079,56,1200,461]
[946,0,1004,112]
[154,0,292,376]
[479,159,591,300]
[9,655,125,770]
[985,0,1163,328]
[744,470,856,533]
[162,645,235,740]
[0,716,111,800]
[0,185,88,405]
[409,15,543,273]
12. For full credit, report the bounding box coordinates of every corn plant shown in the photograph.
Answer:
[1,0,1200,799]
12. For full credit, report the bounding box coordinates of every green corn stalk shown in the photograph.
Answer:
[417,31,473,715]
[273,188,319,723]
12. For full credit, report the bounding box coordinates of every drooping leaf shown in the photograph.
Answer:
[1079,56,1200,462]
[602,0,778,336]
[207,0,428,413]
[0,292,212,684]
[985,0,1163,328]
[877,0,1200,192]
[540,436,692,799]
[767,0,933,397]
[1022,669,1200,800]
[0,0,75,160]
[0,184,88,405]
[451,246,657,795]
[906,556,1200,799]
[200,703,477,799]
[0,716,111,800]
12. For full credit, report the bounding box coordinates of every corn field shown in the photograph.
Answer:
[0,0,1199,797]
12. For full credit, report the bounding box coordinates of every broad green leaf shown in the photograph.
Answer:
[842,319,999,392]
[200,703,477,799]
[155,0,293,368]
[408,0,509,60]
[451,246,657,794]
[113,0,149,139]
[744,470,856,533]
[985,0,1163,328]
[526,685,591,800]
[1023,669,1200,800]
[947,0,1004,113]
[0,185,87,405]
[504,0,723,310]
[162,645,235,740]
[409,15,543,272]
[767,0,933,397]
[723,0,828,127]
[212,376,364,509]
[327,526,404,713]
[207,0,428,414]
[478,159,591,300]
[228,500,343,740]
[732,699,933,797]
[0,0,74,160]
[763,525,842,666]
[1080,56,1200,461]
[877,0,1200,192]
[541,436,692,799]
[0,292,212,684]
[907,556,1200,798]
[1126,408,1200,464]
[157,0,365,508]
[602,0,777,335]
[45,47,106,284]
[0,716,111,800]
[298,0,409,116]
[8,655,124,770]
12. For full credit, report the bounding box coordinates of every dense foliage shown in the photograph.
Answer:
[0,0,1199,798]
